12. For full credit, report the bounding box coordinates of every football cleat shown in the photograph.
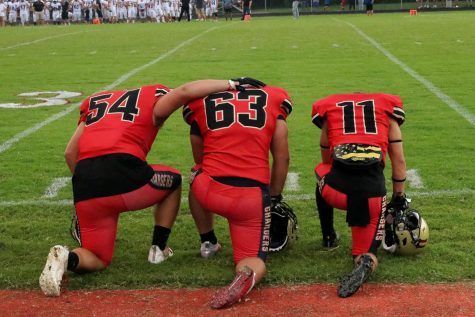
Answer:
[337,254,373,298]
[322,232,340,251]
[39,245,69,297]
[200,241,222,259]
[148,245,173,264]
[210,266,256,309]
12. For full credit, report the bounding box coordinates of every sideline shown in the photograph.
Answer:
[1,188,473,207]
[1,283,474,316]
[340,20,475,128]
[0,31,92,51]
[0,25,229,154]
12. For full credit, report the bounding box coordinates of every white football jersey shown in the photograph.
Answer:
[18,0,29,13]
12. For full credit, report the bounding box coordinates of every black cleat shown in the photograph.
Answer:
[337,254,373,298]
[322,232,340,251]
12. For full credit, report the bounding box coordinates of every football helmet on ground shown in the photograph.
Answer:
[384,206,429,255]
[269,195,298,253]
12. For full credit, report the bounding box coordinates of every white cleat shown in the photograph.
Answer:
[200,241,222,259]
[148,245,173,264]
[39,245,69,297]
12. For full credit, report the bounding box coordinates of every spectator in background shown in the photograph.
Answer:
[209,0,217,21]
[127,0,137,23]
[223,0,232,20]
[364,0,373,14]
[94,0,103,21]
[195,0,205,20]
[61,0,70,24]
[323,0,331,11]
[0,0,5,26]
[7,0,18,26]
[178,0,191,21]
[348,0,355,10]
[241,0,251,19]
[43,0,51,24]
[33,0,45,25]
[340,0,346,10]
[292,0,299,19]
[70,0,82,23]
[18,0,30,25]
[51,0,61,24]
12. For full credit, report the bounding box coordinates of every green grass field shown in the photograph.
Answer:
[0,12,474,291]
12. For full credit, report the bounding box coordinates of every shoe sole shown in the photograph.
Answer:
[210,271,254,309]
[322,244,340,251]
[39,246,66,297]
[337,264,371,298]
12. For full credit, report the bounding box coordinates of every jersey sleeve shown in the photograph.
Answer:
[182,103,195,125]
[154,85,170,98]
[78,97,90,125]
[279,90,293,120]
[385,94,405,125]
[311,99,327,129]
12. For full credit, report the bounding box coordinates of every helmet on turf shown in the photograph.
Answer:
[387,208,429,255]
[269,200,298,253]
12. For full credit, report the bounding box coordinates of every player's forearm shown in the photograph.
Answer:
[391,156,406,194]
[64,123,84,174]
[270,157,289,196]
[153,79,230,127]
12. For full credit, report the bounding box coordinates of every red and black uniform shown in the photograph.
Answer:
[311,93,405,256]
[183,86,292,264]
[73,84,181,266]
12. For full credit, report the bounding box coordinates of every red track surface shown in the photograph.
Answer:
[1,283,474,317]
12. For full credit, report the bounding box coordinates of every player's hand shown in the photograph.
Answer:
[230,77,266,91]
[387,193,410,212]
[270,194,283,208]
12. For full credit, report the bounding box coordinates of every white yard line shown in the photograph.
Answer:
[1,188,473,207]
[285,172,300,192]
[0,31,91,51]
[0,26,224,155]
[42,177,70,198]
[340,20,475,128]
[406,169,424,189]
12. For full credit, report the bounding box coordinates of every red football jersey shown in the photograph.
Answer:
[183,86,293,184]
[77,84,170,161]
[311,93,405,162]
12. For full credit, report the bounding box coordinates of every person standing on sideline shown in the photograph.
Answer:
[178,0,190,21]
[32,0,46,25]
[7,0,18,26]
[0,0,6,27]
[340,0,347,11]
[18,0,30,26]
[292,0,299,18]
[364,0,373,15]
[194,0,205,20]
[348,0,356,10]
[311,92,407,298]
[209,0,217,21]
[182,79,292,308]
[61,0,70,24]
[222,0,232,20]
[241,0,251,19]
